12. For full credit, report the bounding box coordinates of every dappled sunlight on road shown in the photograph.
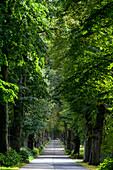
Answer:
[18,140,88,170]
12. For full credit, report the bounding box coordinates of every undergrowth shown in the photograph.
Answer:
[0,139,50,169]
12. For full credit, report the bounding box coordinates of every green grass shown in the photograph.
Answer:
[29,155,36,161]
[0,167,19,170]
[77,161,99,170]
[0,163,26,170]
[59,141,99,170]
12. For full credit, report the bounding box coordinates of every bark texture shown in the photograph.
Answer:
[84,137,92,162]
[24,130,29,147]
[73,135,80,157]
[89,104,105,165]
[67,129,71,153]
[10,97,24,152]
[84,112,92,162]
[64,123,67,146]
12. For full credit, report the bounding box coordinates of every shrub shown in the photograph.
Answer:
[19,148,29,163]
[48,137,50,141]
[39,145,44,153]
[0,153,5,165]
[5,154,15,166]
[22,147,33,156]
[98,157,113,170]
[9,148,22,161]
[32,148,39,157]
[5,154,12,166]
[4,148,21,166]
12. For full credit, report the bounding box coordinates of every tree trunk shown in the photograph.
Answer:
[0,65,8,154]
[61,133,64,143]
[67,129,71,153]
[84,112,92,162]
[0,101,8,154]
[10,67,26,152]
[24,130,29,147]
[89,104,105,165]
[64,123,67,146]
[70,130,74,152]
[89,131,102,165]
[43,130,46,143]
[38,133,42,146]
[28,134,34,150]
[84,137,92,162]
[34,138,39,148]
[73,135,80,157]
[40,133,43,145]
[10,98,24,152]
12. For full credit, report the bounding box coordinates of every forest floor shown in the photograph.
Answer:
[18,140,88,170]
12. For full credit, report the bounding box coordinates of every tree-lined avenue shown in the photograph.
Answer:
[19,140,88,170]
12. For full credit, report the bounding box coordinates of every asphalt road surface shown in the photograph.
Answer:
[19,140,88,170]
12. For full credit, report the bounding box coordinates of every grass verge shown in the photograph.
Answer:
[59,140,99,170]
[0,168,18,170]
[77,161,99,170]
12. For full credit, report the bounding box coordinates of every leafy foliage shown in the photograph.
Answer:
[98,157,113,170]
[47,0,113,165]
[19,148,29,163]
[0,0,113,166]
[32,148,39,157]
[0,153,5,165]
[0,148,21,167]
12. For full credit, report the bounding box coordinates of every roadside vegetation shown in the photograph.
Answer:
[0,140,49,169]
[0,0,113,169]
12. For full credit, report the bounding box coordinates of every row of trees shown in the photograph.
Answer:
[0,0,113,167]
[0,0,51,154]
[48,0,113,166]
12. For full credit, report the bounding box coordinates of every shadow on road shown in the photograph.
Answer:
[19,140,88,170]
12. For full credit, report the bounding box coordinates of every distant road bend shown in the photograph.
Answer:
[19,140,88,170]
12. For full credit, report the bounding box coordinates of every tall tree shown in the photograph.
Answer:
[0,0,50,152]
[49,0,113,165]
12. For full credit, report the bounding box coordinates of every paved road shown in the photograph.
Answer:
[19,140,88,170]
